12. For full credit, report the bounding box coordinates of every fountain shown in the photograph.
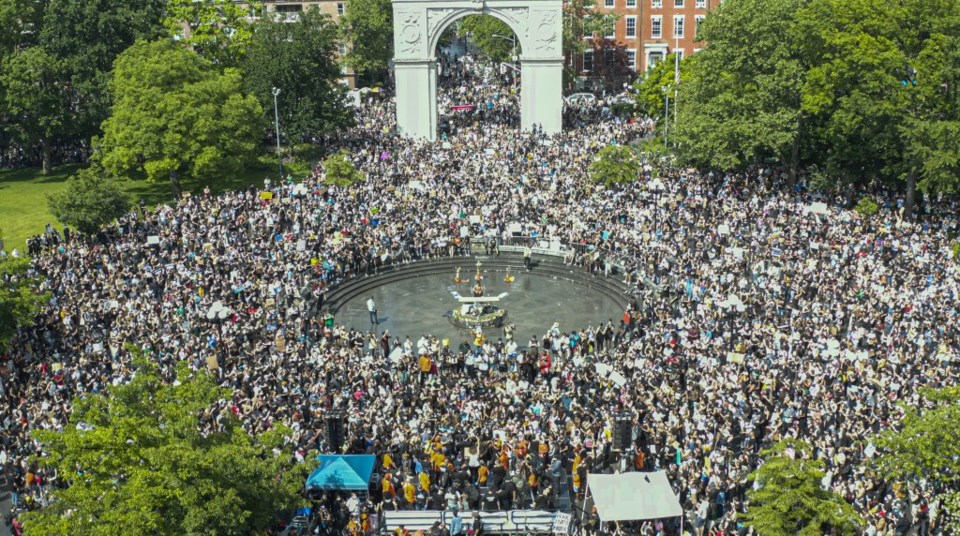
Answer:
[449,260,509,329]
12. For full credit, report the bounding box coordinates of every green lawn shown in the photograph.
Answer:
[0,156,313,253]
[0,164,84,253]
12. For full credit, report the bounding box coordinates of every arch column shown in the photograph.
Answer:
[395,58,439,141]
[520,57,563,134]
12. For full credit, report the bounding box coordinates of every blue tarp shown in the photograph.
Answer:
[305,454,376,491]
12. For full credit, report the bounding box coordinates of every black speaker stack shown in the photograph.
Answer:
[612,412,633,452]
[325,410,347,453]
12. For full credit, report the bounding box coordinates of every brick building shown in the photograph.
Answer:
[573,0,718,89]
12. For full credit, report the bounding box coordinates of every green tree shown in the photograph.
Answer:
[338,0,393,80]
[0,46,65,174]
[38,0,166,144]
[163,0,259,68]
[0,256,48,351]
[0,0,45,53]
[743,439,863,536]
[322,149,366,187]
[588,144,641,187]
[874,386,960,531]
[21,350,312,535]
[47,168,131,235]
[634,53,686,121]
[796,0,960,217]
[244,7,353,142]
[0,0,165,174]
[672,0,811,179]
[95,40,264,199]
[458,15,519,63]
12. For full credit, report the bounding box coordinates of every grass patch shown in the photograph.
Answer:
[0,164,86,252]
[0,155,314,253]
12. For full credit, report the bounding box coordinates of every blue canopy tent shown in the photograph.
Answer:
[305,454,376,491]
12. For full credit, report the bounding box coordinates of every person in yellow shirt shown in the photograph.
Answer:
[572,454,582,493]
[419,354,432,385]
[478,463,489,485]
[418,470,431,493]
[383,452,395,471]
[382,475,396,498]
[402,480,416,506]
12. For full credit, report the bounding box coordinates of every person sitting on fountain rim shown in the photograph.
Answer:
[473,281,484,297]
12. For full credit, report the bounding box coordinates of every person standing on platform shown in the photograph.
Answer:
[367,296,378,325]
[523,246,532,270]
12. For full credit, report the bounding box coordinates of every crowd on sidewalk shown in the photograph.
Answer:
[2,78,960,536]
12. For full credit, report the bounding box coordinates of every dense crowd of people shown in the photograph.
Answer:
[3,70,960,536]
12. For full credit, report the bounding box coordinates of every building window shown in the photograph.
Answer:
[275,4,303,12]
[651,16,662,38]
[696,0,706,7]
[673,15,684,38]
[604,48,615,67]
[651,0,662,8]
[337,2,345,15]
[674,48,684,61]
[338,43,347,56]
[675,0,684,7]
[648,51,664,70]
[695,15,705,36]
[627,49,637,70]
[627,0,637,6]
[605,20,616,38]
[583,50,594,72]
[625,16,637,38]
[605,0,615,7]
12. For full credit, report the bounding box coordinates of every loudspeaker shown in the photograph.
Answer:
[326,411,346,453]
[612,413,633,452]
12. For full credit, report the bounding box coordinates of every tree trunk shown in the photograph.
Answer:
[787,135,800,187]
[904,167,918,221]
[41,138,52,175]
[170,169,183,200]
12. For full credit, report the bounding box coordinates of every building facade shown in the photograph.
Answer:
[574,0,717,89]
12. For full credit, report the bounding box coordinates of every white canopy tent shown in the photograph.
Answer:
[585,472,683,525]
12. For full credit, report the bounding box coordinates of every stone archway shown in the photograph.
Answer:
[392,0,563,141]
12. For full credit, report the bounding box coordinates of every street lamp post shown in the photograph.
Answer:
[662,85,669,149]
[650,177,666,284]
[491,33,518,83]
[272,87,283,178]
[492,33,517,60]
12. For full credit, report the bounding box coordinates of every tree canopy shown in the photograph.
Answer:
[672,0,960,215]
[47,167,131,235]
[457,15,519,63]
[338,0,393,79]
[0,0,165,173]
[21,350,312,535]
[322,149,366,187]
[588,144,641,187]
[95,40,264,199]
[743,439,863,536]
[244,7,353,141]
[874,386,960,531]
[0,256,48,352]
[672,0,809,177]
[163,0,259,68]
[634,53,686,125]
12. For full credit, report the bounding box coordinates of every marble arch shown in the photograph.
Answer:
[392,0,564,141]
